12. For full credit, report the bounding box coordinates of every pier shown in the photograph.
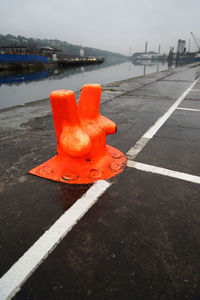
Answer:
[1,62,200,299]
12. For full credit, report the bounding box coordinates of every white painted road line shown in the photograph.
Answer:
[127,77,199,160]
[177,107,200,112]
[0,180,110,300]
[127,160,200,184]
[126,136,149,160]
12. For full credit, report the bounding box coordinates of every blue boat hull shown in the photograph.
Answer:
[0,54,48,64]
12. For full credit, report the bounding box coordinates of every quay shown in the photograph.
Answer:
[0,62,200,299]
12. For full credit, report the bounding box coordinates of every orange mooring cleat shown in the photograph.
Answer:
[29,84,127,184]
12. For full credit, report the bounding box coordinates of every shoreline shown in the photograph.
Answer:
[0,61,199,112]
[0,68,169,113]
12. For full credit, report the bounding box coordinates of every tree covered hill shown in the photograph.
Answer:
[0,34,126,60]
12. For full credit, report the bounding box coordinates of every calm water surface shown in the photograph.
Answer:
[0,60,170,109]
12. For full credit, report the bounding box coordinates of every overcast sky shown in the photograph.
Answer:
[0,0,200,55]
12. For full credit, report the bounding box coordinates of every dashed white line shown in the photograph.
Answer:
[0,180,110,300]
[177,107,200,112]
[127,160,200,184]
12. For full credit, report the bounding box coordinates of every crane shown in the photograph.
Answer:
[190,32,200,52]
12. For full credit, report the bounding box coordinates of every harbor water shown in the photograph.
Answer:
[0,60,170,109]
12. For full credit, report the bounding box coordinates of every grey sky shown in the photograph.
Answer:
[0,0,200,55]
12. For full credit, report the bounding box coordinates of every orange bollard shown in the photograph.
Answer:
[29,84,127,184]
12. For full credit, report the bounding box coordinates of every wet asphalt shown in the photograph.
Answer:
[1,62,200,299]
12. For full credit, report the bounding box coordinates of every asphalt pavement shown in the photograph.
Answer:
[0,62,200,300]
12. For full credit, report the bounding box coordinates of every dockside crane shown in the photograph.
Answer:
[190,32,200,52]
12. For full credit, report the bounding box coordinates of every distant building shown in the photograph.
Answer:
[0,45,62,62]
[177,39,186,55]
[38,47,61,60]
[132,51,162,60]
[0,45,27,55]
[80,49,84,57]
[52,53,58,61]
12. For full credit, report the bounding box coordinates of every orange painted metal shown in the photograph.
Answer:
[29,84,127,184]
